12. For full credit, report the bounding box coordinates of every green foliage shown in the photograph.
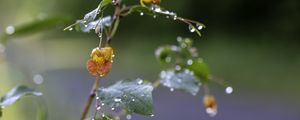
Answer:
[1,16,70,42]
[0,85,42,107]
[160,70,200,95]
[155,38,212,94]
[0,85,42,118]
[97,79,154,116]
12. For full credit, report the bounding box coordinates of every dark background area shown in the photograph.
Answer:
[0,0,299,120]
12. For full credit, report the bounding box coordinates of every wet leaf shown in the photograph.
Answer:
[100,0,113,8]
[97,79,154,116]
[0,85,42,107]
[76,16,112,33]
[160,70,200,95]
[155,46,175,64]
[185,59,210,82]
[83,7,100,23]
[1,16,70,42]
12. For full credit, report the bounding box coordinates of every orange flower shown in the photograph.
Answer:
[87,47,114,77]
[203,95,217,117]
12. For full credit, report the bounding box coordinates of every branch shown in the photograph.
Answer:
[81,76,101,120]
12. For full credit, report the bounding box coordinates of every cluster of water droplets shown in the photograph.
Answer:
[188,23,204,33]
[144,5,177,20]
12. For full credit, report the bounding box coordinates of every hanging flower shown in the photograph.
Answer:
[87,47,114,77]
[203,95,218,117]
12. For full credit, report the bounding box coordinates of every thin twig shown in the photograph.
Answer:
[81,76,101,120]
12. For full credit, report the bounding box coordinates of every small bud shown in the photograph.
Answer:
[203,95,217,117]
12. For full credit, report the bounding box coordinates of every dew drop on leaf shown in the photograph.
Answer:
[188,25,196,33]
[114,98,122,102]
[137,79,143,85]
[173,15,177,20]
[196,23,204,30]
[68,28,73,31]
[175,65,181,71]
[111,107,115,111]
[150,114,155,117]
[97,106,101,110]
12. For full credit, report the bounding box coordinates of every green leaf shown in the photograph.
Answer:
[155,46,176,64]
[185,59,211,82]
[160,70,200,95]
[1,16,70,42]
[75,16,112,33]
[83,7,100,23]
[97,79,154,116]
[0,85,42,107]
[100,0,113,8]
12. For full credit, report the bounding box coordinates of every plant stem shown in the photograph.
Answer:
[81,76,101,120]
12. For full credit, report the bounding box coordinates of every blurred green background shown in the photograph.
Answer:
[0,0,299,120]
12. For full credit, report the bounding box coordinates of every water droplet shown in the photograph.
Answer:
[150,114,155,117]
[111,107,115,111]
[68,28,73,31]
[5,25,15,35]
[101,103,105,106]
[140,12,144,16]
[173,15,177,20]
[97,106,101,110]
[96,97,99,100]
[33,74,44,85]
[166,16,170,19]
[126,114,132,119]
[197,24,204,30]
[187,59,193,65]
[175,65,181,71]
[225,86,233,94]
[84,24,88,27]
[101,114,105,117]
[114,98,122,102]
[170,88,174,92]
[188,25,196,33]
[153,15,157,19]
[137,79,143,85]
[132,99,135,102]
